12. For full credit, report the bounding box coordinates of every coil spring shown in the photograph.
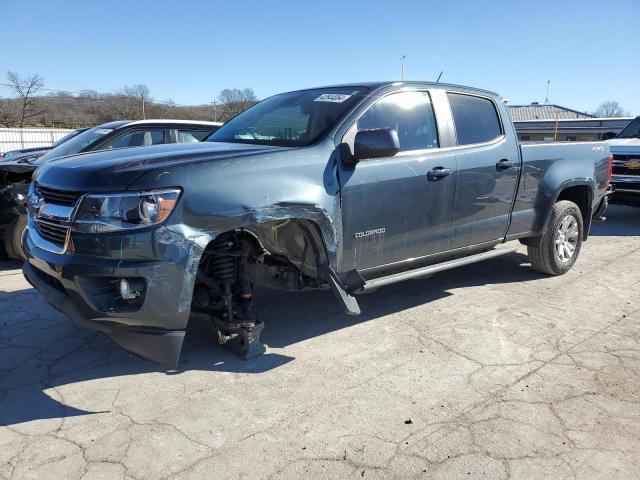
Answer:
[212,237,235,283]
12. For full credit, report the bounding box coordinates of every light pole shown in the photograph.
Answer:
[400,54,407,81]
[544,80,551,104]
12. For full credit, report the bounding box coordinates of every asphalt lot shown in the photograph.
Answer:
[1,205,639,480]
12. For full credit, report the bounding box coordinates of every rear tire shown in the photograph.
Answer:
[528,200,583,275]
[4,214,28,261]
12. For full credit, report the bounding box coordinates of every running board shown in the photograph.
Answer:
[361,247,517,291]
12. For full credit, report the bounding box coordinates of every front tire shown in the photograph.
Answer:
[4,214,28,261]
[528,200,583,275]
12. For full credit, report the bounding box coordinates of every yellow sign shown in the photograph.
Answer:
[624,160,640,170]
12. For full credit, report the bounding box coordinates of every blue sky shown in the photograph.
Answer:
[1,0,639,114]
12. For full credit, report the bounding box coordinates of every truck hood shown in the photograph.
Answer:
[33,142,290,192]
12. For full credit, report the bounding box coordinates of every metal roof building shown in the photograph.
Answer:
[508,103,594,122]
[507,103,633,142]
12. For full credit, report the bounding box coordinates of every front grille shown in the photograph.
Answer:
[35,218,69,247]
[612,154,640,176]
[36,185,84,206]
[612,181,640,191]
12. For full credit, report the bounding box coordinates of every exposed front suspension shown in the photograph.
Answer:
[193,231,265,359]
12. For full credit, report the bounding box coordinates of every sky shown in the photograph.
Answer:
[1,0,639,115]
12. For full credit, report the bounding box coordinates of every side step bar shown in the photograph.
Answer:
[361,247,516,291]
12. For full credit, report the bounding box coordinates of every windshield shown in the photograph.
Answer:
[39,127,114,161]
[617,117,640,139]
[50,129,84,148]
[206,87,369,147]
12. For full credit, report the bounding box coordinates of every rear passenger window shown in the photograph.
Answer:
[357,91,438,152]
[447,93,502,145]
[177,129,211,143]
[102,129,165,149]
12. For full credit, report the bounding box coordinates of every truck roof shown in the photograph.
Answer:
[293,81,500,97]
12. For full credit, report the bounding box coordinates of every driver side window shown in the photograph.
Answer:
[357,91,438,152]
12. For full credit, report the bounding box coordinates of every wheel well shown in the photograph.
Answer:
[198,219,329,288]
[556,185,592,239]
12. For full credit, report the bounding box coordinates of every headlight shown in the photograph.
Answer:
[72,188,181,233]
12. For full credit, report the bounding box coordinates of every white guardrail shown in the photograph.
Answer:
[0,127,74,153]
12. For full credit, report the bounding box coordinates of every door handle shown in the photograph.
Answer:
[496,159,514,171]
[427,166,453,181]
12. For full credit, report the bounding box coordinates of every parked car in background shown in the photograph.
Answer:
[22,82,611,366]
[1,119,221,259]
[606,116,640,207]
[0,128,89,164]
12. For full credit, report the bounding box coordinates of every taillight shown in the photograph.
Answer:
[606,154,613,185]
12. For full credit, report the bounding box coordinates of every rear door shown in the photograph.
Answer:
[447,92,520,249]
[338,89,457,271]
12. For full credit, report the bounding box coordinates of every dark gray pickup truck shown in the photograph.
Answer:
[22,82,612,366]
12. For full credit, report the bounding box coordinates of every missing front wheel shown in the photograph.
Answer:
[216,321,266,360]
[194,230,266,360]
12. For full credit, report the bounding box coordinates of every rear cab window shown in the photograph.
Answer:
[447,93,502,145]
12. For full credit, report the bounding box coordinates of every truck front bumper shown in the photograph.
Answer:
[22,226,203,367]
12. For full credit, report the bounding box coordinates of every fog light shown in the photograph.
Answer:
[119,278,142,300]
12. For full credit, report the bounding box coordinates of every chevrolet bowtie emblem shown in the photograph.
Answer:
[625,160,640,170]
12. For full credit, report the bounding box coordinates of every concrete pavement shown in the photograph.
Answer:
[1,205,639,479]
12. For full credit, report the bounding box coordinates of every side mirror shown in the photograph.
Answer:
[352,128,400,163]
[602,131,617,140]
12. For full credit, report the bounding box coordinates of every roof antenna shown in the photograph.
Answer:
[400,54,407,80]
[544,80,550,104]
[436,71,444,83]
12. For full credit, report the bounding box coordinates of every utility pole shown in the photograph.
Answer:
[141,94,146,120]
[211,100,217,122]
[544,80,551,104]
[400,54,407,81]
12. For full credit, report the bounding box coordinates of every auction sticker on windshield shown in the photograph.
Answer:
[314,93,352,103]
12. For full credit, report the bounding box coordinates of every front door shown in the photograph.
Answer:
[339,90,457,272]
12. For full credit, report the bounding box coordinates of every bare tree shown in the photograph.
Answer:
[78,89,100,100]
[123,84,150,119]
[0,98,17,127]
[6,71,45,127]
[592,101,630,118]
[0,84,253,127]
[217,88,257,120]
[106,84,152,120]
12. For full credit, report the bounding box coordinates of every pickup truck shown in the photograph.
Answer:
[22,82,612,367]
[606,116,640,206]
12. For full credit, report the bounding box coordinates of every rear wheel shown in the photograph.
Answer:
[528,200,583,275]
[4,215,28,261]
